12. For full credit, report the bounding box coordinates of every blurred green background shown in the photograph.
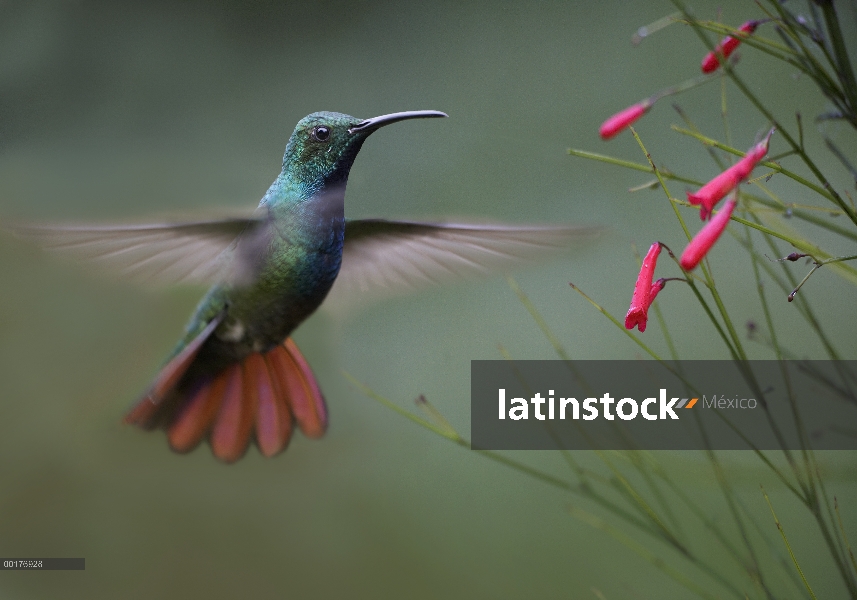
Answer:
[1,1,856,598]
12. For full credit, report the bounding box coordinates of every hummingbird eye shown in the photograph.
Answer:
[312,126,331,142]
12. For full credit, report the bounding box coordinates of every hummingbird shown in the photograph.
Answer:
[12,110,591,463]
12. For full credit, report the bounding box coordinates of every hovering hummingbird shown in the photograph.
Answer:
[12,110,591,463]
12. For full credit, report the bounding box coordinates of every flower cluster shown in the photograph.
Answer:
[598,21,762,142]
[597,19,773,332]
[565,7,857,596]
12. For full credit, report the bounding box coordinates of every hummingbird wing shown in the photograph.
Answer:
[324,219,600,312]
[7,215,271,286]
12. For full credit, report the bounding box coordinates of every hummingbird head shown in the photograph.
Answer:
[281,110,447,198]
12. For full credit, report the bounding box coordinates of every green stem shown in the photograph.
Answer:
[569,280,799,497]
[568,147,857,243]
[343,371,464,443]
[751,214,843,361]
[834,496,857,576]
[671,126,841,205]
[568,283,663,363]
[506,276,572,361]
[743,221,813,496]
[706,449,773,599]
[744,193,857,243]
[761,1,849,117]
[657,469,770,592]
[630,127,748,360]
[691,19,805,65]
[788,254,857,301]
[567,504,728,600]
[813,465,857,594]
[673,0,857,227]
[762,487,819,600]
[593,450,689,556]
[816,0,857,120]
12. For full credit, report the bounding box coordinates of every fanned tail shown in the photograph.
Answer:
[125,329,327,463]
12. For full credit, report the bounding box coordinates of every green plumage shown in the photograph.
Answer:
[172,112,381,376]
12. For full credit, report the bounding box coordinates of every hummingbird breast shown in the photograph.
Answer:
[216,218,344,357]
[183,200,343,377]
[168,181,346,384]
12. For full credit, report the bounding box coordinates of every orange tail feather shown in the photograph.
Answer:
[267,339,328,439]
[210,363,253,463]
[167,373,226,454]
[126,330,326,462]
[256,352,294,457]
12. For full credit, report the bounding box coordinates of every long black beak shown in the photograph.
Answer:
[348,110,448,134]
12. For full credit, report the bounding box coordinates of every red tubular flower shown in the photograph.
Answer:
[701,20,760,73]
[687,133,770,220]
[625,242,662,332]
[680,197,737,271]
[600,100,652,140]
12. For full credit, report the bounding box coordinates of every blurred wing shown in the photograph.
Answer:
[323,219,600,312]
[8,216,270,286]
